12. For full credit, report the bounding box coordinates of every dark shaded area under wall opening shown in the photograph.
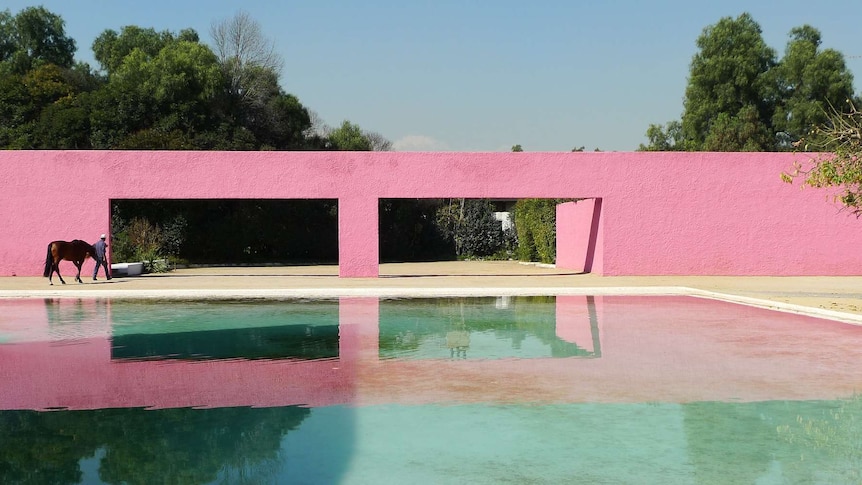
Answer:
[378,199,457,263]
[110,197,559,267]
[379,198,538,264]
[110,199,339,266]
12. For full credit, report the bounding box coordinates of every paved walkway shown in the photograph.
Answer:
[6,261,862,322]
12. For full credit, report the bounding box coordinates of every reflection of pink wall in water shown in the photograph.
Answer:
[0,299,363,410]
[2,151,862,277]
[352,296,862,405]
[4,297,862,410]
[338,297,379,363]
[0,299,111,342]
[0,338,355,410]
[555,295,602,353]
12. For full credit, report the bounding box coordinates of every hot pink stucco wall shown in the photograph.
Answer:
[556,199,603,274]
[1,150,860,277]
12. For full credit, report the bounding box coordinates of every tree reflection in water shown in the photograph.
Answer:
[0,406,309,484]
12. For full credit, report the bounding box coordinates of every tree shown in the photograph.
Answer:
[681,13,776,151]
[0,69,34,147]
[92,26,177,75]
[0,56,94,149]
[512,199,557,263]
[210,11,284,108]
[435,199,504,258]
[511,144,523,152]
[328,120,372,150]
[90,33,223,146]
[642,13,856,153]
[0,6,76,73]
[702,105,773,151]
[245,91,312,150]
[0,10,15,66]
[94,26,198,64]
[782,100,862,215]
[33,91,91,149]
[770,25,855,148]
[365,131,393,151]
[639,121,683,151]
[454,199,503,258]
[208,12,319,150]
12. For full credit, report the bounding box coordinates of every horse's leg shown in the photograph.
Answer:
[54,262,66,285]
[74,260,83,283]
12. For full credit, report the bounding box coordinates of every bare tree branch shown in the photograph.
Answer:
[210,11,284,106]
[364,130,393,151]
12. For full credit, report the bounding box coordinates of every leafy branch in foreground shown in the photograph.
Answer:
[782,100,862,215]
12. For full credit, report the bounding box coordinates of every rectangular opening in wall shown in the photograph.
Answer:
[378,198,564,265]
[110,199,338,267]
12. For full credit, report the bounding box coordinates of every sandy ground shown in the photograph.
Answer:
[4,260,862,320]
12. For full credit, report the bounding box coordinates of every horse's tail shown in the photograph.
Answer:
[43,243,53,277]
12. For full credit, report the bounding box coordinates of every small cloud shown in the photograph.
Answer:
[392,135,449,151]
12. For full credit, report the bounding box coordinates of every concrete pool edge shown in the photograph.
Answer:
[1,285,860,325]
[685,288,862,325]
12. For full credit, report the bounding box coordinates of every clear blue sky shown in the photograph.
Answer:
[6,1,862,151]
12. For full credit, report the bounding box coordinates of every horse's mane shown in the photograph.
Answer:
[71,239,96,252]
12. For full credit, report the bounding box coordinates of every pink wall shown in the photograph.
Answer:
[1,150,860,277]
[556,199,603,273]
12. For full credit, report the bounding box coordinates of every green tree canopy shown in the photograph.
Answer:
[0,6,76,74]
[640,121,683,151]
[641,13,856,153]
[682,13,776,151]
[328,120,373,150]
[770,25,855,147]
[0,8,381,154]
[92,26,193,75]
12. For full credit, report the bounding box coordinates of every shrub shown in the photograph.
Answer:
[110,211,178,273]
[512,199,558,264]
[436,199,504,259]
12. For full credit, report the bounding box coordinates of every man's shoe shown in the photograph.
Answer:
[92,277,97,281]
[107,276,112,280]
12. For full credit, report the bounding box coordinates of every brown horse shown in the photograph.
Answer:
[43,240,97,285]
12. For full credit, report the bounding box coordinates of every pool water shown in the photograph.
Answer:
[1,296,861,483]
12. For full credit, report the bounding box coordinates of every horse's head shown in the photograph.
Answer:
[72,239,97,258]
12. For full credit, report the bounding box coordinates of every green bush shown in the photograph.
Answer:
[110,210,178,273]
[435,199,504,259]
[512,199,559,264]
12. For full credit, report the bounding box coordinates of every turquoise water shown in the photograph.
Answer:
[1,296,861,484]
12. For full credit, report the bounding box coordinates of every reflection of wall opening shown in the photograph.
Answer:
[110,199,338,266]
[377,295,602,360]
[111,324,340,361]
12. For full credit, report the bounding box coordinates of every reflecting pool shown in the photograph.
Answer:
[1,296,862,483]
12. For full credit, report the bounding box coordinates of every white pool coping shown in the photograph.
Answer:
[2,285,861,326]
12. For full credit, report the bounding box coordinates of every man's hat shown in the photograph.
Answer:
[100,234,106,239]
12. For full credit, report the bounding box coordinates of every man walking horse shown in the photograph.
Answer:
[92,233,111,281]
[43,235,111,285]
